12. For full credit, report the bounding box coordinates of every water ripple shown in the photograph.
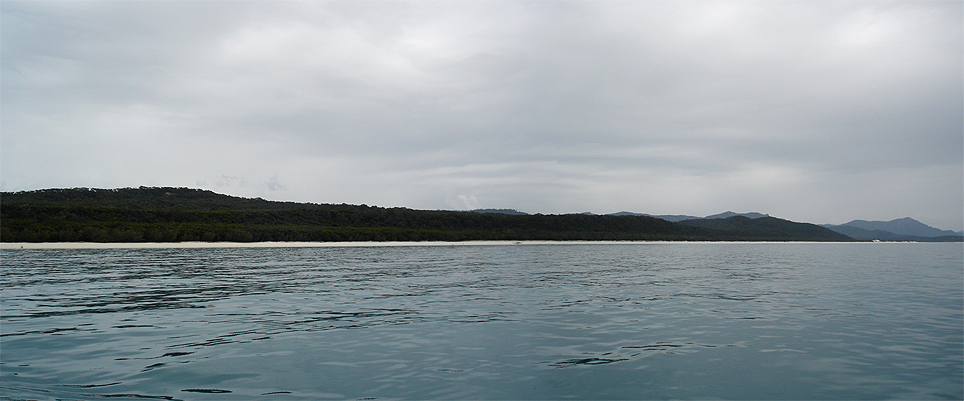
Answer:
[1,244,961,400]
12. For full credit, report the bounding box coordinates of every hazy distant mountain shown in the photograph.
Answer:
[608,211,767,222]
[470,209,528,215]
[822,218,963,242]
[703,211,769,220]
[822,226,904,241]
[830,218,958,237]
[650,214,703,222]
[608,211,647,216]
[607,212,700,221]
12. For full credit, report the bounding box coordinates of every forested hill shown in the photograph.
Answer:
[1,187,853,243]
[0,187,343,210]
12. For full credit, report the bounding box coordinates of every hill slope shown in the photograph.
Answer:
[822,219,963,242]
[835,218,960,237]
[679,216,852,241]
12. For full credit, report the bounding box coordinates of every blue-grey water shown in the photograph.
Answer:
[1,243,961,400]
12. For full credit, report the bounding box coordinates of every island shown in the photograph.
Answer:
[1,187,855,243]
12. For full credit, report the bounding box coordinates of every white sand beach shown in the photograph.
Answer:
[0,240,643,249]
[0,241,497,249]
[0,241,850,249]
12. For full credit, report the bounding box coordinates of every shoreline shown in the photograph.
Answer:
[0,240,892,249]
[2,241,531,249]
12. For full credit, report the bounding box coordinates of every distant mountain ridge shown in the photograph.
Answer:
[837,218,959,237]
[471,210,773,221]
[611,211,960,240]
[703,211,769,220]
[822,218,963,242]
[470,209,528,215]
[608,211,768,222]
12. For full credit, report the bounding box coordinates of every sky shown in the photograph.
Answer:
[2,1,962,231]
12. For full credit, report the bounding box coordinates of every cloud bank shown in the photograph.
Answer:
[2,1,961,230]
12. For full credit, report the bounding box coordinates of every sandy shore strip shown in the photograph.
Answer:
[0,240,869,249]
[1,241,514,249]
[0,240,659,249]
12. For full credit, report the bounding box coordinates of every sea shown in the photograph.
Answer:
[1,242,961,400]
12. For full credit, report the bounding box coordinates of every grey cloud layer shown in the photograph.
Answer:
[2,1,961,230]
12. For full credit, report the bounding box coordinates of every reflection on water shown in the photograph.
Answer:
[1,243,961,400]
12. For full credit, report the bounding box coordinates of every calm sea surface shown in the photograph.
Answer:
[1,243,961,400]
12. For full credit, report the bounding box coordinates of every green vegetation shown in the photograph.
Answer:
[0,187,853,242]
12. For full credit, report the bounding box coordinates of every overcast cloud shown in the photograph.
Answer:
[2,1,962,230]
